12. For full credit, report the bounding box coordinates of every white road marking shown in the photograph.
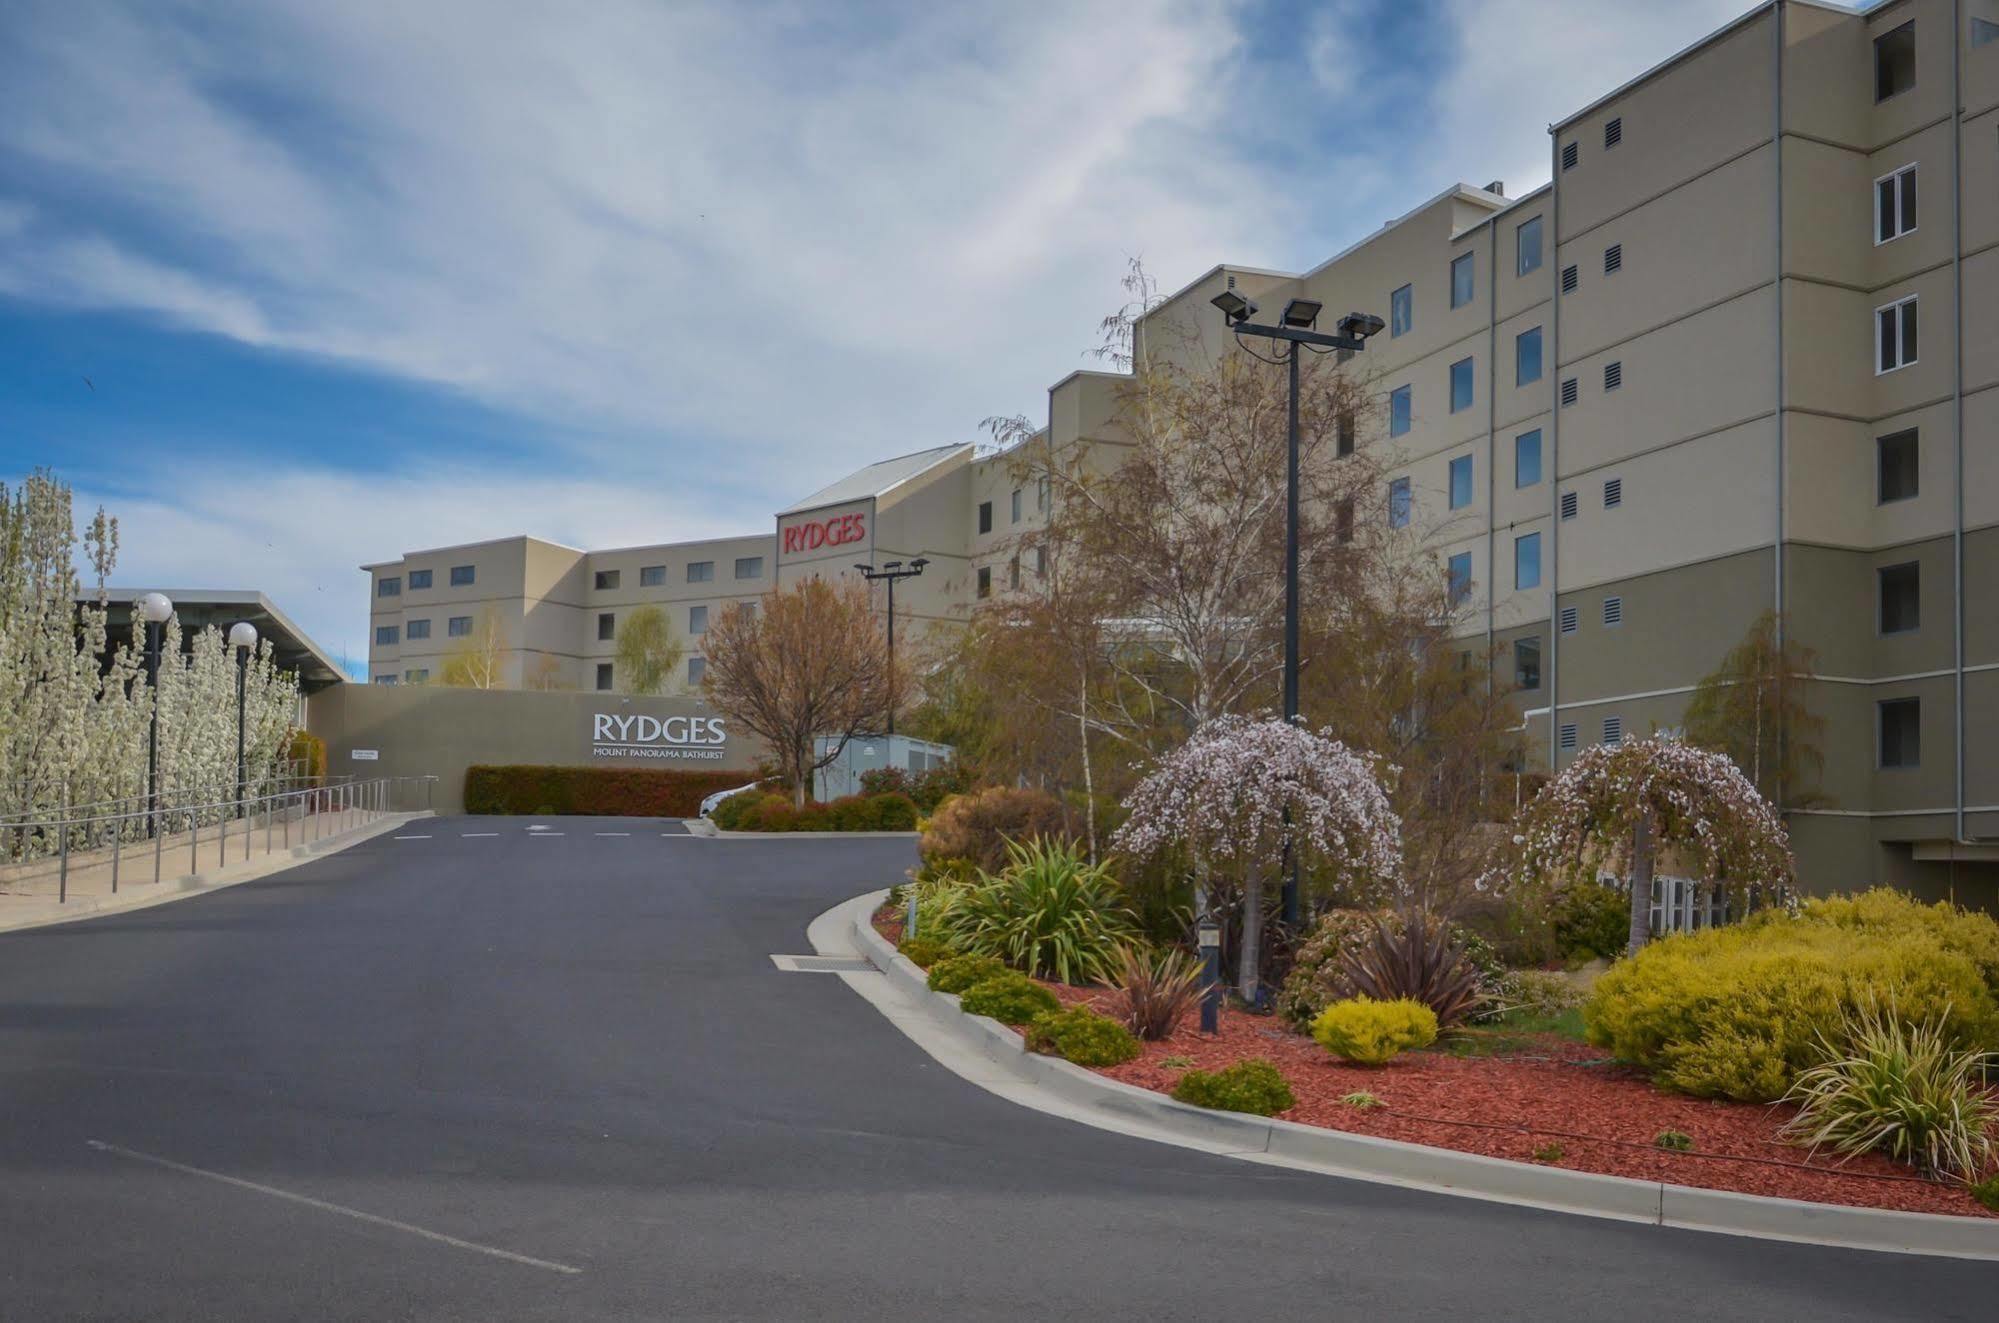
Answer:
[85,1140,582,1275]
[593,832,630,837]
[530,832,564,837]
[393,835,432,841]
[460,832,499,838]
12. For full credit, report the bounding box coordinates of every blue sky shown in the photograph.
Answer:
[0,0,1756,671]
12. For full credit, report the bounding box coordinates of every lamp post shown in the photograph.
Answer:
[853,558,928,740]
[135,593,174,836]
[228,621,259,818]
[1210,291,1385,928]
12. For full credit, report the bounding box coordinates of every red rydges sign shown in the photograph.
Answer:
[781,512,867,555]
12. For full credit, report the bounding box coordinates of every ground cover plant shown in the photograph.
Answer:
[1027,1007,1141,1066]
[1170,1059,1295,1116]
[958,972,1062,1025]
[926,954,1008,995]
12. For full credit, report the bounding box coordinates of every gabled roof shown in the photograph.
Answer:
[777,444,972,516]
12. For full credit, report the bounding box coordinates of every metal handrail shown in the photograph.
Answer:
[0,772,360,827]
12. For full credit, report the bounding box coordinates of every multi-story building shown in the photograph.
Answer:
[366,0,1997,903]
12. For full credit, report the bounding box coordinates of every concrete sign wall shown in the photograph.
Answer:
[308,684,762,812]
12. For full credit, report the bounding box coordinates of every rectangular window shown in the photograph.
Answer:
[1877,429,1919,502]
[1875,163,1917,243]
[1011,489,1023,524]
[1515,532,1542,590]
[377,577,401,598]
[1560,377,1579,407]
[1976,16,1999,47]
[1561,264,1579,295]
[598,612,615,641]
[1388,477,1412,529]
[1602,716,1623,746]
[1514,636,1542,690]
[596,662,614,692]
[640,565,666,587]
[373,674,398,686]
[406,618,430,640]
[1603,477,1623,508]
[687,656,706,685]
[978,501,993,534]
[1450,253,1475,309]
[1037,477,1050,512]
[1604,361,1623,392]
[734,556,763,580]
[687,560,714,583]
[1561,141,1579,171]
[1389,385,1412,436]
[1875,21,1915,102]
[1879,561,1920,634]
[1336,409,1355,457]
[1602,595,1623,626]
[1517,215,1543,275]
[449,565,474,586]
[1876,295,1918,373]
[1449,454,1474,509]
[1335,499,1355,545]
[1559,722,1578,750]
[1008,556,1021,591]
[405,668,427,684]
[1515,430,1543,487]
[689,604,708,634]
[1034,546,1047,576]
[1447,552,1472,607]
[1560,490,1579,520]
[595,570,620,591]
[1516,326,1543,386]
[976,566,992,599]
[1604,117,1623,149]
[1560,605,1579,634]
[407,569,432,590]
[1604,243,1622,275]
[1390,283,1413,336]
[1879,696,1920,767]
[447,615,472,637]
[1450,357,1474,413]
[375,625,398,646]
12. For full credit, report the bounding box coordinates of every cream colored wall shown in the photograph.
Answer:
[583,534,774,694]
[1784,399,1957,548]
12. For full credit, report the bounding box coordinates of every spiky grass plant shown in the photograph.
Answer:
[1339,910,1486,1028]
[1107,943,1204,1040]
[1780,1004,1996,1181]
[933,836,1136,984]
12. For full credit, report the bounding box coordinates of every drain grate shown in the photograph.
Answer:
[768,954,877,974]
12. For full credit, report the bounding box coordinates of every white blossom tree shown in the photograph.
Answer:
[1112,714,1402,1004]
[1488,733,1795,954]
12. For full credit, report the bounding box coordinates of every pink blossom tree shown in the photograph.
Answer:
[1490,734,1794,955]
[1112,715,1402,1004]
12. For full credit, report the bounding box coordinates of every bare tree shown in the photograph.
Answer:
[438,607,510,689]
[614,604,686,696]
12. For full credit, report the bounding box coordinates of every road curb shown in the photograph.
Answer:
[838,888,1999,1261]
[0,812,431,935]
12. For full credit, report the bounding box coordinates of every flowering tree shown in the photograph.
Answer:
[1490,734,1794,955]
[1112,714,1402,1004]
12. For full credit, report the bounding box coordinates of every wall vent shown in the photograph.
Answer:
[1561,377,1579,407]
[1560,605,1580,633]
[1602,715,1624,745]
[1604,243,1623,274]
[1560,490,1579,520]
[1562,142,1580,171]
[1604,361,1623,391]
[1604,117,1623,149]
[1561,264,1579,294]
[1604,477,1623,507]
[1559,722,1579,750]
[1603,595,1624,626]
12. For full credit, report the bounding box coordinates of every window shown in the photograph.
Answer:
[1561,264,1579,295]
[1879,697,1920,767]
[1976,16,1999,47]
[1517,215,1543,275]
[1450,253,1475,309]
[598,612,615,641]
[1033,546,1047,577]
[1602,595,1623,626]
[1336,409,1355,457]
[1603,243,1622,274]
[1011,489,1023,524]
[1875,164,1917,243]
[448,615,473,637]
[1450,357,1474,413]
[1037,477,1050,512]
[1604,361,1623,392]
[1449,454,1474,509]
[1602,716,1624,746]
[1560,490,1579,520]
[640,565,666,587]
[1515,430,1543,487]
[687,656,706,685]
[373,674,398,686]
[1514,636,1542,690]
[1390,283,1413,336]
[1388,477,1412,529]
[375,625,398,646]
[1603,477,1623,508]
[595,570,620,591]
[1389,385,1412,436]
[1876,295,1918,373]
[1008,556,1021,591]
[976,566,992,599]
[406,618,430,640]
[1879,561,1920,634]
[1447,552,1472,606]
[978,501,993,534]
[739,601,757,620]
[1561,141,1579,171]
[1515,532,1542,590]
[1507,327,1541,388]
[596,662,614,692]
[1559,722,1578,750]
[687,560,714,583]
[1335,499,1355,545]
[1877,429,1919,502]
[407,569,432,590]
[450,565,474,586]
[1560,377,1579,407]
[377,576,401,598]
[735,556,763,579]
[1560,605,1579,634]
[405,668,428,684]
[1875,21,1915,102]
[1604,117,1623,149]
[689,605,708,634]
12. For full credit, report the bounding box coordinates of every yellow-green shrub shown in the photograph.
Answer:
[1310,996,1439,1065]
[1585,891,1999,1102]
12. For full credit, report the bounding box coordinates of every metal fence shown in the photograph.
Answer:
[2,775,437,905]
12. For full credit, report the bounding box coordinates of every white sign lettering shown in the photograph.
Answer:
[351,749,379,761]
[589,712,729,762]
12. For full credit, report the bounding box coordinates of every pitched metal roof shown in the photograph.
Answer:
[777,444,971,516]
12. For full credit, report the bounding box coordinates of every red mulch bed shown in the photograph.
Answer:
[872,908,1996,1218]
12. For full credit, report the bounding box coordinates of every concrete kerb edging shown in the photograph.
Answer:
[0,811,432,935]
[835,887,1999,1262]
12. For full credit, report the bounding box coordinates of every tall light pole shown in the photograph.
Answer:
[1210,290,1385,928]
[228,620,259,818]
[136,592,174,837]
[854,558,927,740]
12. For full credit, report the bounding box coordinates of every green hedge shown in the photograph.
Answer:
[711,790,919,832]
[463,765,748,817]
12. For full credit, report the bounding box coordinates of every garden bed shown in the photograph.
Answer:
[873,906,1996,1219]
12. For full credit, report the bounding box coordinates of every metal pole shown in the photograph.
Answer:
[1197,894,1220,1034]
[154,799,163,884]
[58,803,69,904]
[886,575,896,741]
[236,648,248,821]
[1280,341,1303,931]
[112,813,121,894]
[146,619,162,838]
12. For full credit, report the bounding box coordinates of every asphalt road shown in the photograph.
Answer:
[0,817,1990,1320]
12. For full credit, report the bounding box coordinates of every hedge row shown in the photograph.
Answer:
[711,789,918,832]
[463,765,748,817]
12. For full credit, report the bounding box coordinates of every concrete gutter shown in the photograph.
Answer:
[0,811,431,935]
[819,888,1999,1262]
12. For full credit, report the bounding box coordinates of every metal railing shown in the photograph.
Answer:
[2,776,437,905]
